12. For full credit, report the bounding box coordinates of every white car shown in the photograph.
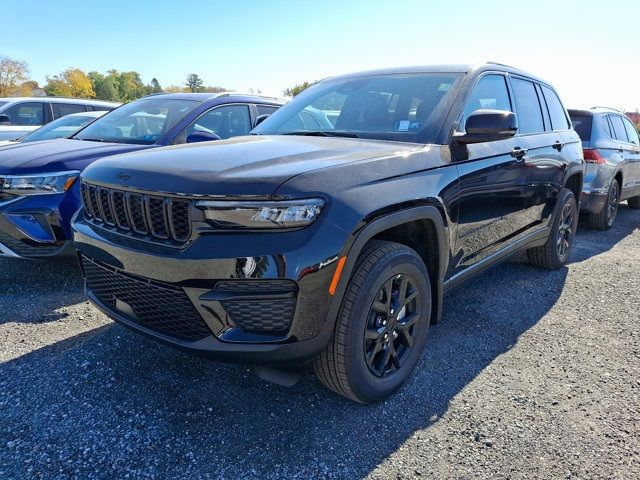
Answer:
[0,97,119,141]
[0,110,108,147]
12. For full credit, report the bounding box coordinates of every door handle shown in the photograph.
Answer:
[510,147,528,160]
[552,141,565,151]
[618,148,624,153]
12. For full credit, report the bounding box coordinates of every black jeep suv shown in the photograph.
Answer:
[72,63,584,403]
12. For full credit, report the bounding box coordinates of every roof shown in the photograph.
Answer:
[567,107,623,116]
[0,96,118,105]
[142,92,285,103]
[324,62,551,86]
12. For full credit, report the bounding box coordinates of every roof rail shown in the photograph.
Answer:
[590,106,622,112]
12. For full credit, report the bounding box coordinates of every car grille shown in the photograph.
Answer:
[80,182,191,245]
[82,257,212,341]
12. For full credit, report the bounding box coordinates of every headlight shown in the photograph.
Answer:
[196,198,325,229]
[0,171,80,195]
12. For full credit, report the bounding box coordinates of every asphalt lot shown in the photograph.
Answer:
[1,205,639,479]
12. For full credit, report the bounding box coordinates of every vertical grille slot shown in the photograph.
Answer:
[97,188,115,225]
[111,190,130,230]
[147,196,169,239]
[127,193,148,234]
[88,185,102,221]
[80,182,192,246]
[168,200,190,242]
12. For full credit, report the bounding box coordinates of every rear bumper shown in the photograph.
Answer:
[72,212,348,365]
[580,191,608,215]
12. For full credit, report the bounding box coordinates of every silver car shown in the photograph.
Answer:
[569,107,640,229]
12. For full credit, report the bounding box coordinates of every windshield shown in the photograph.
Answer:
[21,114,99,142]
[253,72,463,144]
[74,98,200,145]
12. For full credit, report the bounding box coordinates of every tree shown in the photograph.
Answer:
[0,55,30,97]
[185,73,204,93]
[114,71,147,102]
[149,78,162,93]
[44,68,95,98]
[89,71,120,102]
[283,81,314,97]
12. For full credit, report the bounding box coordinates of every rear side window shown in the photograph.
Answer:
[541,86,570,130]
[570,113,592,141]
[1,102,44,126]
[52,103,86,119]
[609,115,628,142]
[460,74,512,131]
[511,78,544,134]
[622,116,639,145]
[601,115,612,137]
[256,105,279,116]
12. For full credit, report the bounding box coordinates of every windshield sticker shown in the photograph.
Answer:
[396,121,423,131]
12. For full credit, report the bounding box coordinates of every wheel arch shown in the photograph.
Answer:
[326,205,449,328]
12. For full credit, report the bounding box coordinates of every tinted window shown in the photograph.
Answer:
[254,73,463,144]
[177,104,251,143]
[541,86,569,130]
[75,98,199,145]
[461,74,512,130]
[256,105,279,116]
[52,103,86,119]
[601,115,612,137]
[1,102,44,126]
[511,78,544,134]
[622,116,639,145]
[569,113,592,141]
[90,105,115,112]
[609,115,628,142]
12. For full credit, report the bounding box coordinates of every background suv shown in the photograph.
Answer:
[73,63,583,403]
[0,97,118,141]
[0,93,283,259]
[569,107,640,229]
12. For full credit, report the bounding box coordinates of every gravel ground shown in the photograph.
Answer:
[1,205,639,479]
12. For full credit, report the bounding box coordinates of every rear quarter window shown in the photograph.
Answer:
[569,114,592,141]
[541,86,570,130]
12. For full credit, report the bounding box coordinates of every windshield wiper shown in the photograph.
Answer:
[281,130,359,138]
[73,137,109,143]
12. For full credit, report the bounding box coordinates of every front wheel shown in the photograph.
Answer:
[527,188,578,270]
[313,240,431,404]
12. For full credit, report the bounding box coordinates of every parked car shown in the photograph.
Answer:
[0,93,284,259]
[0,97,119,141]
[73,64,584,403]
[568,107,640,229]
[0,110,107,148]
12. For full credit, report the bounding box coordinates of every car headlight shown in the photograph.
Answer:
[196,198,325,229]
[0,171,80,195]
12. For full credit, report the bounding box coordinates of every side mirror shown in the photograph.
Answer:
[186,131,221,143]
[0,114,10,126]
[453,110,517,144]
[254,114,270,127]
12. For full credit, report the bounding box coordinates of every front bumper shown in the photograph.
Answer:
[72,212,348,365]
[0,191,78,259]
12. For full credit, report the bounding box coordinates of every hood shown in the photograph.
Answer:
[82,135,424,196]
[0,138,151,175]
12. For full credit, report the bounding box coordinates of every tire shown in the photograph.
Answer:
[527,188,578,270]
[313,240,432,404]
[588,179,620,230]
[628,196,640,209]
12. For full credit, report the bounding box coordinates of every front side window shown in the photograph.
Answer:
[21,114,95,142]
[511,78,544,134]
[74,98,199,145]
[541,86,570,131]
[52,103,86,119]
[256,105,279,116]
[176,104,251,143]
[609,115,628,142]
[622,116,639,145]
[459,74,512,132]
[254,73,463,144]
[1,102,44,126]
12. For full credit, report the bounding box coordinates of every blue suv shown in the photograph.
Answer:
[0,93,283,259]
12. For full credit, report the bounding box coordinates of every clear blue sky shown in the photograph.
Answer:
[3,0,639,110]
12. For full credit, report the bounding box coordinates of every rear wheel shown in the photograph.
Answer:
[313,240,431,404]
[628,195,640,209]
[588,179,620,230]
[527,188,578,270]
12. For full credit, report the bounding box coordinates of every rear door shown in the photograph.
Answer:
[453,73,531,272]
[608,114,637,194]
